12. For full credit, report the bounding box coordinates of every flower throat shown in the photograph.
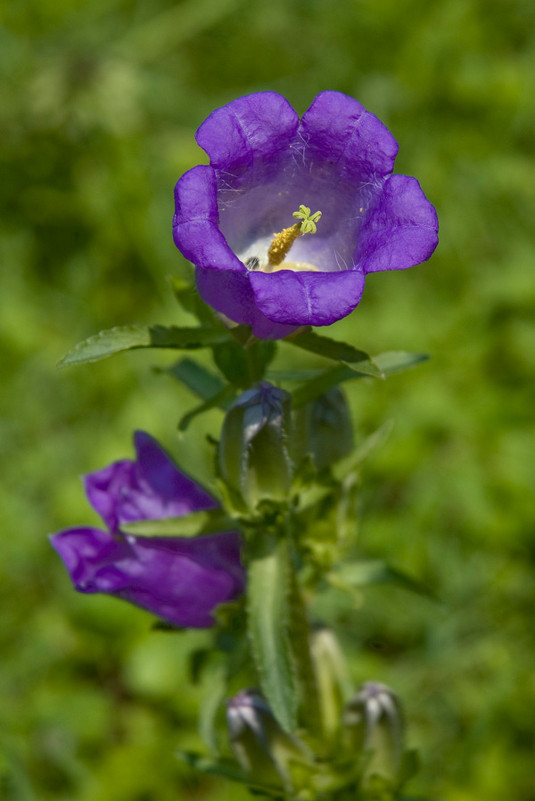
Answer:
[246,205,322,274]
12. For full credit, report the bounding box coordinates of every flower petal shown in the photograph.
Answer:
[50,528,245,629]
[249,269,366,327]
[173,165,242,272]
[195,266,298,339]
[300,91,399,184]
[134,431,217,512]
[195,92,299,177]
[355,175,439,273]
[85,431,216,530]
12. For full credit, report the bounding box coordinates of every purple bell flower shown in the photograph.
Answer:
[172,91,438,340]
[50,432,245,628]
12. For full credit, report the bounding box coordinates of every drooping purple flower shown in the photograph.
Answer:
[172,91,438,340]
[51,432,245,628]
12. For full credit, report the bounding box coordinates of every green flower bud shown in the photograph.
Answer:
[311,627,353,739]
[294,386,354,471]
[227,689,312,788]
[342,682,404,783]
[218,383,293,510]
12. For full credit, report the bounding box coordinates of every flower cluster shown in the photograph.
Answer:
[173,90,438,339]
[51,432,245,628]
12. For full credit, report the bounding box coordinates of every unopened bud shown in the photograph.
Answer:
[311,627,352,738]
[218,383,293,510]
[294,386,354,471]
[227,689,311,787]
[342,681,404,782]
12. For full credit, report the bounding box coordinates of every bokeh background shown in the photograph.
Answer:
[2,0,534,798]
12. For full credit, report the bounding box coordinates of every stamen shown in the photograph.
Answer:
[264,205,322,271]
[265,223,301,268]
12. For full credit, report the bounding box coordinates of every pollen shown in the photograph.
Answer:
[264,205,323,270]
[266,223,302,267]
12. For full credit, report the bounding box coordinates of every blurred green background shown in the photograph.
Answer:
[2,0,534,798]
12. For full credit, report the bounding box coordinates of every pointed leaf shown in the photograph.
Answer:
[247,531,297,732]
[286,330,381,377]
[292,366,352,409]
[228,324,255,345]
[178,385,237,431]
[267,369,324,382]
[291,352,428,409]
[58,325,229,366]
[177,751,283,795]
[121,508,236,538]
[372,351,429,374]
[212,338,277,387]
[158,357,225,399]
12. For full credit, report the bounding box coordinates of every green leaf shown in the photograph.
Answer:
[247,531,297,732]
[58,324,229,366]
[266,369,324,382]
[328,560,438,601]
[291,366,352,409]
[286,329,381,377]
[227,324,255,345]
[178,385,237,431]
[372,351,429,374]
[156,357,237,430]
[290,352,429,409]
[121,508,236,538]
[177,751,283,796]
[212,340,251,385]
[212,338,277,387]
[158,357,225,399]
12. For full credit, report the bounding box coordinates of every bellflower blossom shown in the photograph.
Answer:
[50,432,245,628]
[173,91,438,339]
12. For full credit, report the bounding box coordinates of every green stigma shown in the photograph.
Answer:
[292,205,323,235]
[258,203,324,271]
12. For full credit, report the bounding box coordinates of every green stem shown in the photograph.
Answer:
[246,527,298,732]
[288,568,323,738]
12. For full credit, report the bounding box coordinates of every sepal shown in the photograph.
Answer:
[293,386,354,471]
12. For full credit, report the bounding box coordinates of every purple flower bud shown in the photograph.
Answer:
[173,91,438,339]
[50,432,245,628]
[296,386,354,471]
